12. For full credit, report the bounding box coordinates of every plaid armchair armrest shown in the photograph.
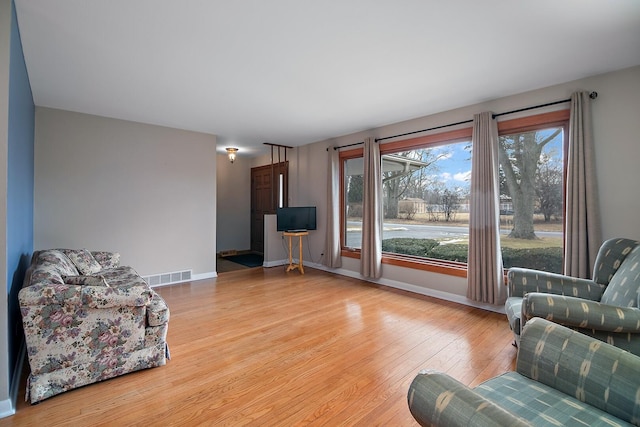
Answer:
[518,318,640,424]
[408,370,531,427]
[507,267,605,300]
[523,293,640,333]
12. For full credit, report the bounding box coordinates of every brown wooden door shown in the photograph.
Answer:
[251,162,288,254]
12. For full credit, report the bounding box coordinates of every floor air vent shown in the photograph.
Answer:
[143,269,192,287]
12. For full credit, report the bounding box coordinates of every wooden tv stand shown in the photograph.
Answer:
[283,231,308,274]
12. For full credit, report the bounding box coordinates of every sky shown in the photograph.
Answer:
[429,141,472,189]
[425,128,563,191]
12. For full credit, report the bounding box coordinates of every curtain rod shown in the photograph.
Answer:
[494,91,597,119]
[330,91,598,151]
[375,118,474,143]
[327,141,363,151]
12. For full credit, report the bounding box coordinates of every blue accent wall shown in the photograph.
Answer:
[7,0,35,390]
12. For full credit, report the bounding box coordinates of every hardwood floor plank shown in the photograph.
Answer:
[2,267,516,426]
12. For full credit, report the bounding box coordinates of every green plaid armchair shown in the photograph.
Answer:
[505,238,640,354]
[408,318,640,426]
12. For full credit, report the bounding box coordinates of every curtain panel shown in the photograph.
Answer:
[467,112,505,305]
[324,147,342,268]
[360,137,382,279]
[564,91,602,278]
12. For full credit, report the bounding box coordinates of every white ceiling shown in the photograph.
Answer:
[14,0,640,158]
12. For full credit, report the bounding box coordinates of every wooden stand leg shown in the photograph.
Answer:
[284,231,308,274]
[287,234,293,269]
[298,235,304,274]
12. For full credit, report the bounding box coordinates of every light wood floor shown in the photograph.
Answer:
[3,266,517,426]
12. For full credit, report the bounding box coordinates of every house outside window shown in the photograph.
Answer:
[340,110,569,276]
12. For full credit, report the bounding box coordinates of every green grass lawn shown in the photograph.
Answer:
[498,236,562,249]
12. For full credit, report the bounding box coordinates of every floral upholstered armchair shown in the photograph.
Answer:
[19,249,170,403]
[505,237,640,354]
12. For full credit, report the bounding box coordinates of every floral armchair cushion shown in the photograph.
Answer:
[62,275,109,287]
[27,250,79,288]
[35,249,79,276]
[62,248,103,275]
[91,251,121,269]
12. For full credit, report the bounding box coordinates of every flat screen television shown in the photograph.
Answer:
[276,206,316,232]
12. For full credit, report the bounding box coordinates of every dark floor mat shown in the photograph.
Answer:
[224,254,264,268]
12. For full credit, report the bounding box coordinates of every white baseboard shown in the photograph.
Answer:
[192,271,218,281]
[301,262,505,314]
[10,344,25,406]
[263,259,288,268]
[0,343,24,419]
[0,399,14,419]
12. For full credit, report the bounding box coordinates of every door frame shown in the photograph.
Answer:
[250,161,288,253]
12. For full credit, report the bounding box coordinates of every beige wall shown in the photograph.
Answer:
[290,66,640,309]
[263,214,287,265]
[586,67,640,238]
[287,143,331,265]
[34,108,217,277]
[216,152,251,253]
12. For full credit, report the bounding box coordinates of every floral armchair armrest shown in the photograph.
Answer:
[19,282,151,309]
[408,370,531,427]
[523,293,640,333]
[507,268,605,300]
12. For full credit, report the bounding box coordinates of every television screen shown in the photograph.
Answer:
[276,206,317,232]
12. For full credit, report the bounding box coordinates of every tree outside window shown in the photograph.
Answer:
[498,127,564,272]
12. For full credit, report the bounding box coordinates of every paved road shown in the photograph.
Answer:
[346,221,561,247]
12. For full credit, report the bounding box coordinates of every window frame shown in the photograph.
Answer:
[339,109,570,277]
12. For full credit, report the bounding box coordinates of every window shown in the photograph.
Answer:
[379,140,472,262]
[340,110,569,276]
[344,156,365,249]
[497,112,568,273]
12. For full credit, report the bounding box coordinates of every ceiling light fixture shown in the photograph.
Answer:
[226,147,238,163]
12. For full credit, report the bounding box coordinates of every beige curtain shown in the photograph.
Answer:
[323,147,342,268]
[564,91,602,278]
[360,137,382,279]
[467,112,505,304]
